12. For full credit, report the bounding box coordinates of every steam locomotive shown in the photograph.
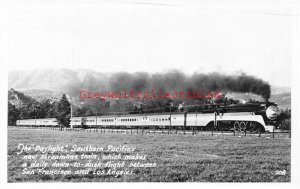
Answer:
[16,102,281,133]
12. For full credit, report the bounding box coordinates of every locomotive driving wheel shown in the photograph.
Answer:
[246,122,252,132]
[240,121,246,132]
[234,121,240,132]
[250,122,258,133]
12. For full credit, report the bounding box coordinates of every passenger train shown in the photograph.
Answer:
[16,103,280,133]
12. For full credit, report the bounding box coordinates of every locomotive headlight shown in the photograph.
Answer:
[266,105,280,120]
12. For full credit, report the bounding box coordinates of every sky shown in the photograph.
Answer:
[3,0,297,87]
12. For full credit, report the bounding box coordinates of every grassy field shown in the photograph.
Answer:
[7,128,291,182]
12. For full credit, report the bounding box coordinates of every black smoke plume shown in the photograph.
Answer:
[108,71,271,100]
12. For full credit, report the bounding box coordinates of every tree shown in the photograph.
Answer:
[8,102,20,126]
[55,94,71,129]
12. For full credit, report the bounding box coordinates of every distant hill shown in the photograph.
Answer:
[271,86,291,95]
[8,88,37,108]
[225,91,290,109]
[269,93,291,109]
[9,68,109,98]
[19,89,63,102]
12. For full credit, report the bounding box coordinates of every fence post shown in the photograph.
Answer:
[272,127,275,138]
[289,122,291,138]
[213,111,216,136]
[221,124,223,135]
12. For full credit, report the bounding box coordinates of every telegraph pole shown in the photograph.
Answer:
[96,110,98,126]
[66,95,73,129]
[169,106,171,134]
